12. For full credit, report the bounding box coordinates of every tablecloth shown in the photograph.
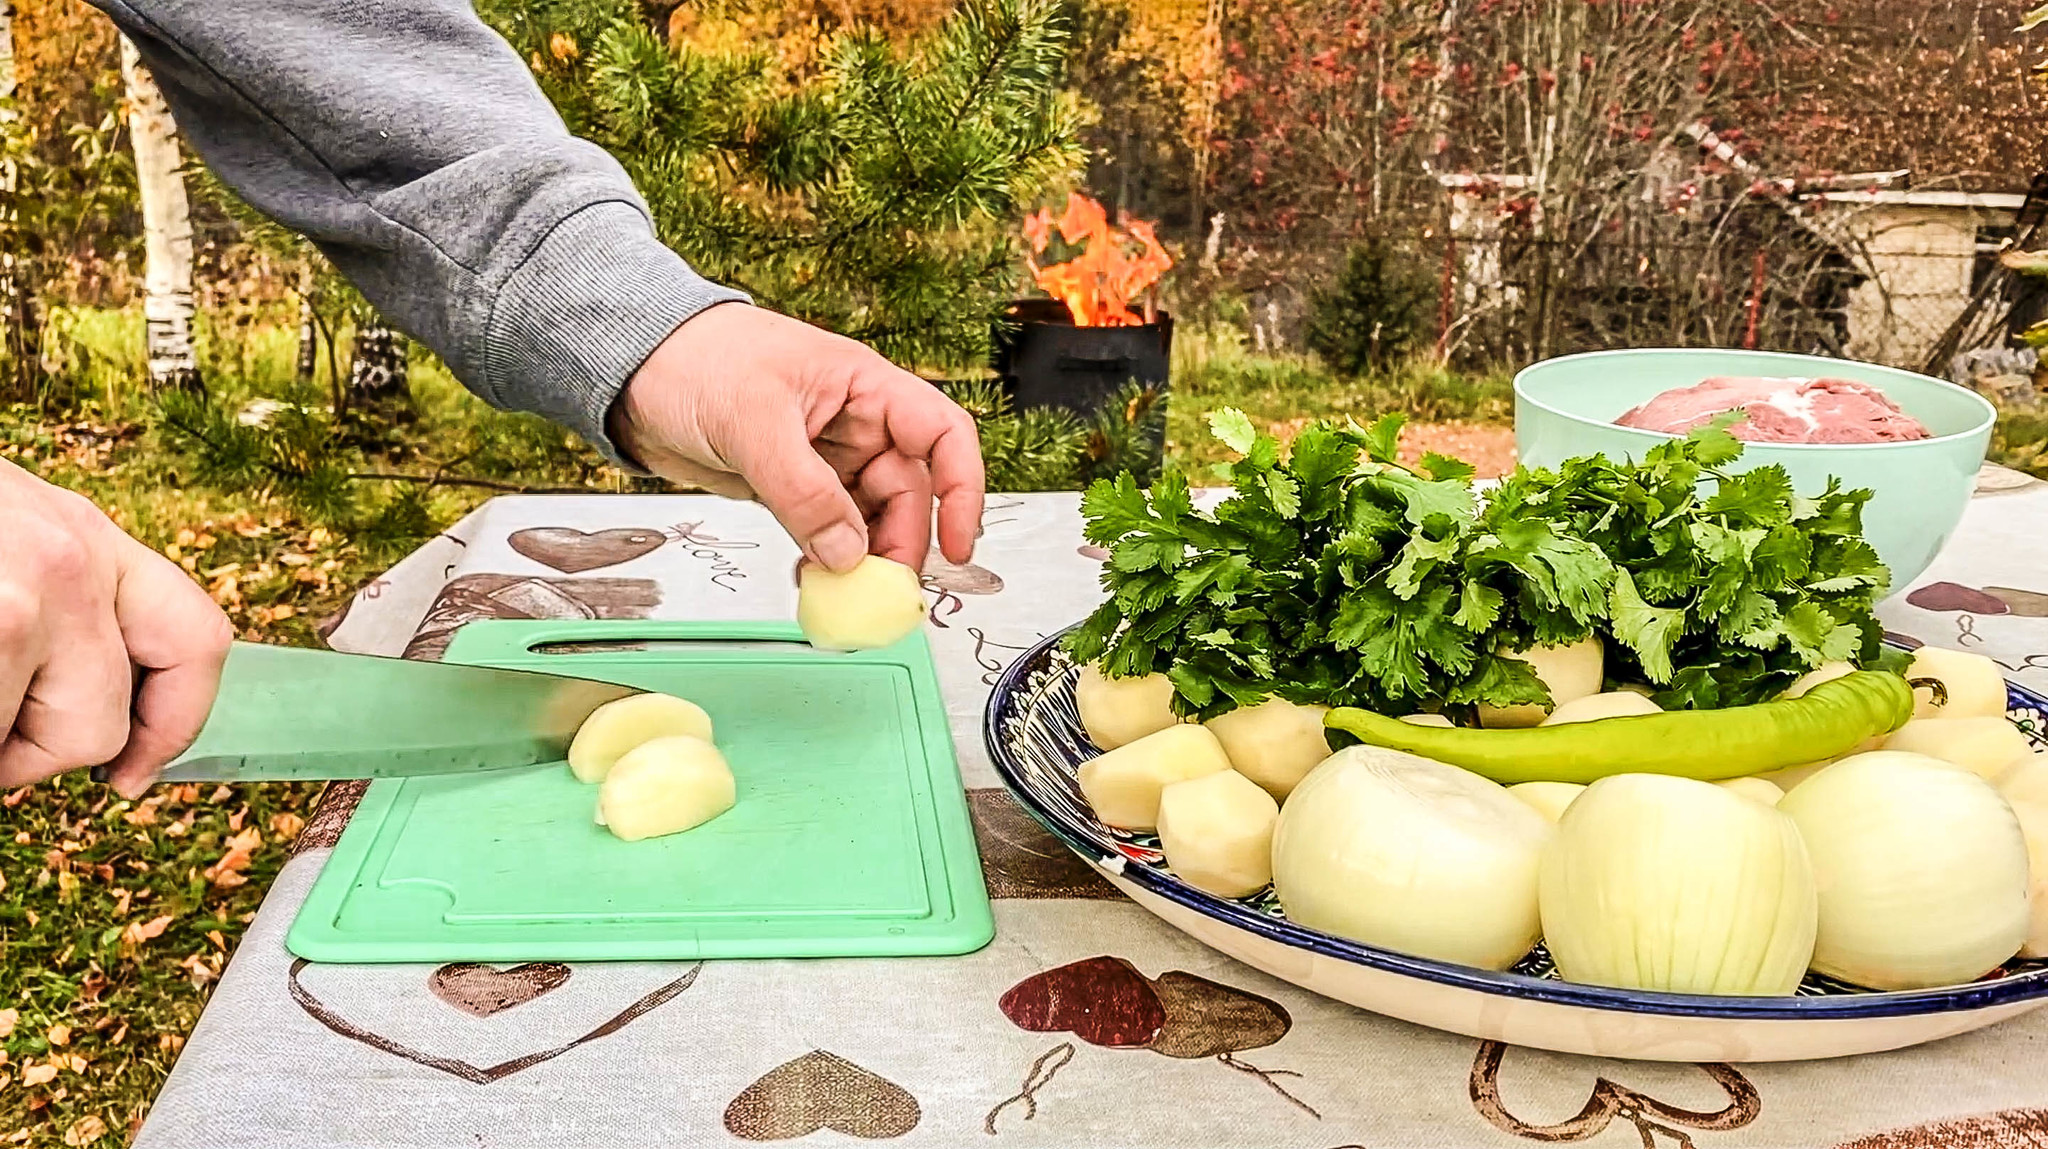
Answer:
[133,471,2048,1149]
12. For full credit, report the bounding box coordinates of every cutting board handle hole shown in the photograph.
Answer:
[528,638,813,657]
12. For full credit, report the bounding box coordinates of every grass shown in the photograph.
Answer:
[1164,326,1514,474]
[1,309,627,1147]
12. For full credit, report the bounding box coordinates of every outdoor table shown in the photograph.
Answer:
[136,469,2048,1149]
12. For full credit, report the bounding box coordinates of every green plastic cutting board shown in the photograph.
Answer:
[286,620,994,963]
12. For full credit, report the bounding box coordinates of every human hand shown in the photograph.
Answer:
[0,460,233,798]
[608,303,985,573]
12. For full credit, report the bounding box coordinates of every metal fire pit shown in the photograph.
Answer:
[993,298,1173,419]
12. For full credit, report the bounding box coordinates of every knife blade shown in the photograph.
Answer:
[155,643,639,783]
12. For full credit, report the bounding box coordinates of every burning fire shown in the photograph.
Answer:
[1022,193,1173,327]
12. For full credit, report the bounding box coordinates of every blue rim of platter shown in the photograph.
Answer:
[984,627,2048,1021]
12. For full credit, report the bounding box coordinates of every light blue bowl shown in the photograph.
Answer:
[1514,348,1996,594]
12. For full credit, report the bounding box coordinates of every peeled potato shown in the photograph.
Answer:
[1996,754,2048,958]
[1077,724,1234,831]
[568,693,714,784]
[1717,776,1785,806]
[1883,717,2031,783]
[1400,713,1455,727]
[1204,697,1333,801]
[797,555,926,652]
[596,735,736,842]
[1075,664,1180,750]
[1508,781,1585,824]
[1478,637,1605,728]
[1909,646,2008,720]
[1783,661,1856,700]
[1157,770,1280,898]
[1540,690,1662,726]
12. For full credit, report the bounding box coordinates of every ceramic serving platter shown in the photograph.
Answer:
[985,629,2048,1063]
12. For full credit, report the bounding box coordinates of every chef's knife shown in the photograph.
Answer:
[150,642,639,783]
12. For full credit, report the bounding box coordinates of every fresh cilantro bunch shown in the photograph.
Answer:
[1494,417,1891,709]
[1066,410,1613,719]
[1066,409,1894,720]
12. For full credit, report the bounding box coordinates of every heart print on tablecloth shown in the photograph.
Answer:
[724,1050,922,1141]
[987,956,1313,1134]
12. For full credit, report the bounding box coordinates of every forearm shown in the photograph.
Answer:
[87,0,746,457]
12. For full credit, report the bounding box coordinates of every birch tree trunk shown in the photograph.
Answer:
[346,322,409,416]
[120,35,203,393]
[0,0,39,402]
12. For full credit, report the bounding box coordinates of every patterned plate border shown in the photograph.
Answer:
[985,628,2048,1020]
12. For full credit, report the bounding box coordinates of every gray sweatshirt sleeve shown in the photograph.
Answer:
[86,0,748,460]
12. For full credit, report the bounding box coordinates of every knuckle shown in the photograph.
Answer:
[0,584,41,648]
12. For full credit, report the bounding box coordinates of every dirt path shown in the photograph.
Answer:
[1262,418,1517,479]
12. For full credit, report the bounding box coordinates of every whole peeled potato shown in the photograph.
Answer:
[1157,770,1280,898]
[1077,724,1234,831]
[1539,690,1662,726]
[1204,697,1333,800]
[1908,646,2008,720]
[1478,637,1605,728]
[1883,717,2031,784]
[797,555,927,651]
[1075,663,1181,750]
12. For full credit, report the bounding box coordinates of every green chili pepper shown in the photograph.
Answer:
[1323,671,1915,786]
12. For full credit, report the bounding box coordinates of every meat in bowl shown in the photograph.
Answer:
[1615,376,1931,445]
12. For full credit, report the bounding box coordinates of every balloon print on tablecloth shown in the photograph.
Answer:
[507,522,760,588]
[1468,1041,1760,1149]
[985,956,1315,1135]
[724,1050,921,1141]
[923,544,1004,627]
[1904,581,2048,650]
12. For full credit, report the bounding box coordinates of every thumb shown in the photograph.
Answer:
[730,405,870,573]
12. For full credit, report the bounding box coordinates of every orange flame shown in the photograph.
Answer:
[1022,193,1173,326]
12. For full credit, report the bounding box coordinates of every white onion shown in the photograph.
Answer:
[1779,751,2030,990]
[1539,774,1815,995]
[1996,753,2048,958]
[1507,781,1585,824]
[1272,746,1551,970]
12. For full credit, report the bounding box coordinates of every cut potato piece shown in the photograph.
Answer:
[1882,717,2031,784]
[797,555,926,652]
[1539,691,1662,726]
[1507,781,1585,824]
[1156,770,1280,898]
[1075,664,1180,750]
[568,693,714,784]
[1717,776,1785,806]
[1908,646,2008,720]
[1204,697,1333,800]
[1077,725,1234,831]
[1755,760,1834,792]
[1400,713,1455,727]
[1478,637,1604,728]
[596,735,736,842]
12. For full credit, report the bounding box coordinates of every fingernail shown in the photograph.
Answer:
[811,523,867,573]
